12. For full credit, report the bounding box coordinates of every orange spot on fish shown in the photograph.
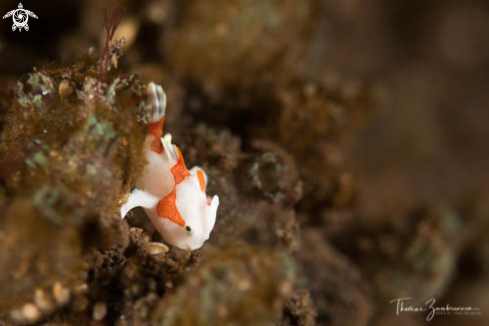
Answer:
[171,147,190,184]
[156,189,185,226]
[147,118,165,153]
[156,147,191,227]
[197,169,206,192]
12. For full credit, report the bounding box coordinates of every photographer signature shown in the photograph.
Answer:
[390,297,481,321]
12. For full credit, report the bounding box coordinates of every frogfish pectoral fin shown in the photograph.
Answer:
[156,189,186,226]
[121,189,160,219]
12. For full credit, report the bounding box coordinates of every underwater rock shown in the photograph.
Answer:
[327,205,459,307]
[0,57,164,324]
[162,0,319,87]
[265,80,378,213]
[0,200,85,323]
[240,203,301,253]
[152,244,297,326]
[299,230,373,326]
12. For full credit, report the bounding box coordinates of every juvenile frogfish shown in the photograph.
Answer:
[121,82,219,250]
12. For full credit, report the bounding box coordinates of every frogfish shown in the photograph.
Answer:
[121,82,219,250]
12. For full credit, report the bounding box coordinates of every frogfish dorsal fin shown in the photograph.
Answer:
[171,147,190,184]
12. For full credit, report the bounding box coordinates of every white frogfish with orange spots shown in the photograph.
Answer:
[121,82,219,250]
